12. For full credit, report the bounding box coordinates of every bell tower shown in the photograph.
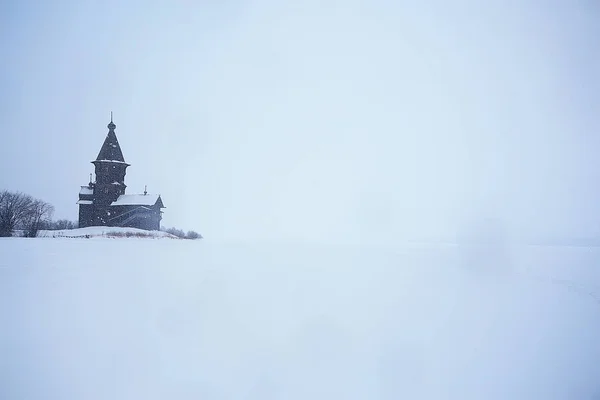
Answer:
[91,114,130,206]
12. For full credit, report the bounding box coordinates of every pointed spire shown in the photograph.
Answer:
[144,185,147,195]
[96,115,126,162]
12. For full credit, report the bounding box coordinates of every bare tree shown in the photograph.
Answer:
[0,191,34,237]
[22,199,55,238]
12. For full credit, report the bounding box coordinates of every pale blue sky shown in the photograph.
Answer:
[1,0,599,243]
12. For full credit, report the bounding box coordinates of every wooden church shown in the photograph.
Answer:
[77,117,165,230]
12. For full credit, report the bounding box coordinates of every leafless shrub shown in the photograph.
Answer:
[186,230,202,240]
[49,219,78,230]
[165,227,186,238]
[162,227,202,239]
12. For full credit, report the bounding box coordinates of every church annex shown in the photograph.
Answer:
[77,117,165,230]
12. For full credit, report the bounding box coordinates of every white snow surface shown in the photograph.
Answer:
[36,226,177,238]
[0,239,599,399]
[79,186,93,195]
[94,159,129,165]
[111,194,161,206]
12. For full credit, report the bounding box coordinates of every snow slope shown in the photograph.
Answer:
[0,239,599,399]
[34,226,179,239]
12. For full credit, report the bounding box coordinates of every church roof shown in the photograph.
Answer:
[95,119,127,163]
[111,194,165,208]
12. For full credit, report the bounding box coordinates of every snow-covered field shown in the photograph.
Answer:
[0,238,599,399]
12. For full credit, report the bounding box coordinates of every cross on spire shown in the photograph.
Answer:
[107,111,116,131]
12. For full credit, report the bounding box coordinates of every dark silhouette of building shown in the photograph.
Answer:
[77,117,165,230]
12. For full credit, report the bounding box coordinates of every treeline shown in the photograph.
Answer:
[0,190,55,237]
[1,190,80,237]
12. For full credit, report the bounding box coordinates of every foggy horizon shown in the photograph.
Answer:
[1,1,599,244]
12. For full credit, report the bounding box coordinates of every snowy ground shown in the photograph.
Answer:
[0,238,599,399]
[34,226,179,239]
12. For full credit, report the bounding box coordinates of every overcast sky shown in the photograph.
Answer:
[1,0,599,243]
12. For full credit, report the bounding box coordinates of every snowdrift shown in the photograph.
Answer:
[35,226,179,239]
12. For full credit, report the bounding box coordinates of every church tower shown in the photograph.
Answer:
[91,115,130,206]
